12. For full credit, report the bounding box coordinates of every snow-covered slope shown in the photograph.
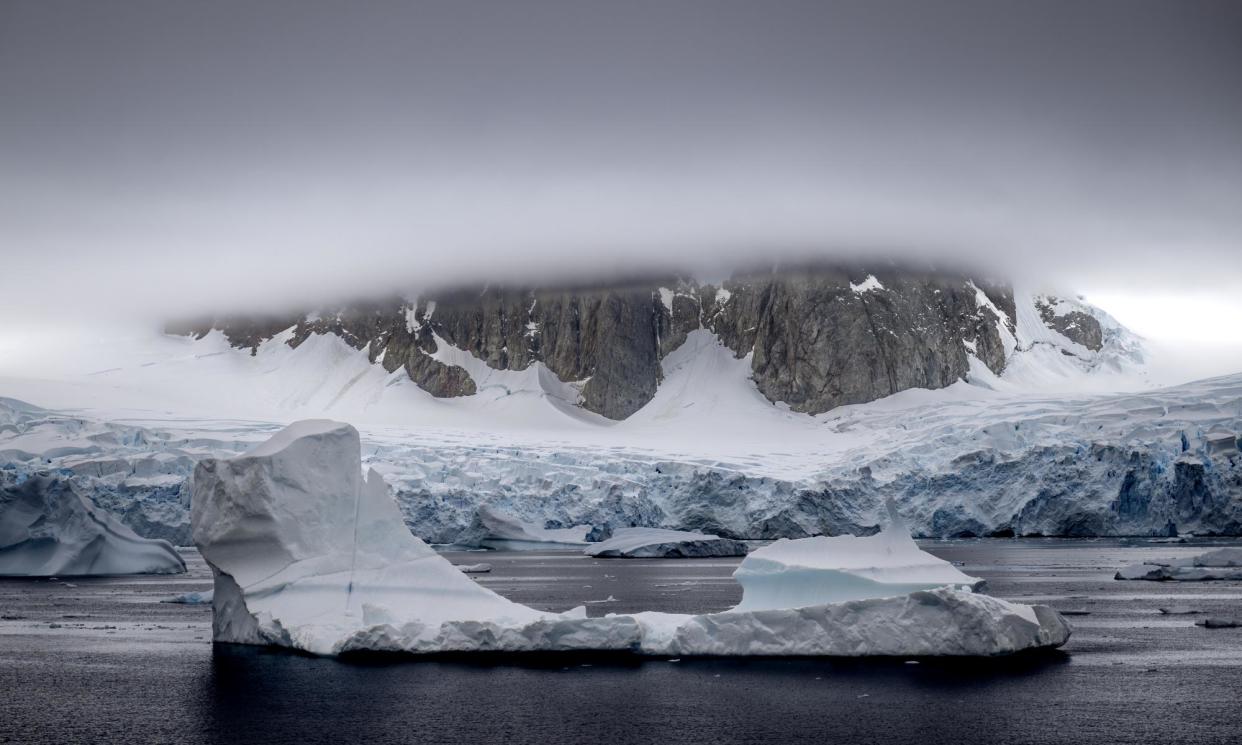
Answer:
[0,286,1148,429]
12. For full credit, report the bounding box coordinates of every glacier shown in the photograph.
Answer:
[2,370,1241,545]
[193,420,1069,657]
[0,297,1239,545]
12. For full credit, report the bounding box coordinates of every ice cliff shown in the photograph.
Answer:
[0,469,185,576]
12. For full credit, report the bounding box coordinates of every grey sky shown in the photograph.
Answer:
[2,0,1240,323]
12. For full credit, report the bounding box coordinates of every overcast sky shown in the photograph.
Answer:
[2,0,1240,348]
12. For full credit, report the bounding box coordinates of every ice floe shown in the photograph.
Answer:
[1116,547,1242,581]
[584,528,748,558]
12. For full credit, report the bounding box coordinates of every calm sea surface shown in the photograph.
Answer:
[3,539,1242,744]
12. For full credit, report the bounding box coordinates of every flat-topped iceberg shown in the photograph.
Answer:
[585,528,748,558]
[1,471,185,576]
[734,504,984,611]
[192,420,1068,657]
[1116,548,1242,581]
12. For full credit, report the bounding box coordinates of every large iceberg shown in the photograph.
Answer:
[1,471,185,576]
[585,527,748,558]
[192,420,1069,657]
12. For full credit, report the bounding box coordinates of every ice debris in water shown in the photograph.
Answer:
[191,420,1070,657]
[1116,548,1242,582]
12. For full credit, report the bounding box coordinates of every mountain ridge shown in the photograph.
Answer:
[169,265,1136,420]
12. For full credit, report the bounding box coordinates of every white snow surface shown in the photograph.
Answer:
[850,275,885,294]
[0,470,185,576]
[194,420,1069,657]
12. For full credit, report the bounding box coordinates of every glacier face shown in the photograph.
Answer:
[2,368,1241,544]
[193,420,1069,658]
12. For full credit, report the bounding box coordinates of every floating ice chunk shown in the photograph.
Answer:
[1116,548,1242,581]
[585,528,748,558]
[456,563,492,573]
[732,503,983,611]
[192,421,1068,657]
[0,472,185,577]
[163,589,214,604]
[1196,618,1242,629]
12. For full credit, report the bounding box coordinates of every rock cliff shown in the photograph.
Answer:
[174,266,1037,419]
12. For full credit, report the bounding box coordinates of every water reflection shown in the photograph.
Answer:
[200,644,1071,745]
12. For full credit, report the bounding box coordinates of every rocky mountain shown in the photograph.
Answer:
[170,265,1122,420]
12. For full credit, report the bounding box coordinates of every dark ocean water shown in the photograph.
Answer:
[3,539,1242,745]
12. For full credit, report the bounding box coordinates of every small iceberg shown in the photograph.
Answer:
[455,563,492,574]
[585,528,747,558]
[163,589,214,605]
[733,503,984,611]
[1116,548,1242,581]
[455,505,592,550]
[191,420,1069,658]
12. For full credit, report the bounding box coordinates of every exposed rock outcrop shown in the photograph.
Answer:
[169,266,1021,419]
[1035,295,1104,352]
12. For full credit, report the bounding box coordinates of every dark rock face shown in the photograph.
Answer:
[168,266,1018,419]
[1035,295,1104,351]
[716,269,1009,413]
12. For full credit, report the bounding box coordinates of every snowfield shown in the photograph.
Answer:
[193,420,1069,657]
